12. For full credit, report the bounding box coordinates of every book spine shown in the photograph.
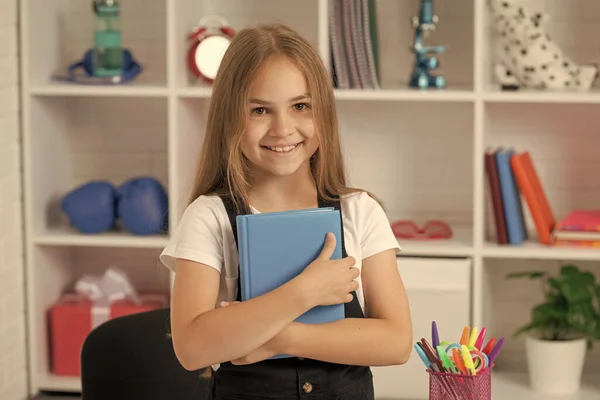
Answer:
[485,151,508,244]
[237,217,252,301]
[496,150,526,245]
[510,153,553,245]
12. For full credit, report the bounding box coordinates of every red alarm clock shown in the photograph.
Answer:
[187,16,235,83]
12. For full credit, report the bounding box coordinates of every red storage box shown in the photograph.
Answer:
[48,292,168,376]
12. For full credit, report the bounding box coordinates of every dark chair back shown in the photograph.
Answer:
[81,307,212,400]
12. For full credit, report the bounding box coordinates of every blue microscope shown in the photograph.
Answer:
[409,0,446,89]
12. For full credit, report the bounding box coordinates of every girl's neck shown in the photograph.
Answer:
[249,168,318,213]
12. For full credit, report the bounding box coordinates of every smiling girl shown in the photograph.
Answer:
[160,22,412,400]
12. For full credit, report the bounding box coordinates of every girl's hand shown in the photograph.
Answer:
[297,232,360,308]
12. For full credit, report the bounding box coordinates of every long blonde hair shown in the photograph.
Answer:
[188,22,372,211]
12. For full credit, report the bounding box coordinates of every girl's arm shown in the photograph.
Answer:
[170,233,359,371]
[276,248,413,366]
[169,259,310,371]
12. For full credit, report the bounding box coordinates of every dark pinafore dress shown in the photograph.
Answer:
[211,193,374,400]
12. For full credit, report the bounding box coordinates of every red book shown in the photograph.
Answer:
[485,150,508,244]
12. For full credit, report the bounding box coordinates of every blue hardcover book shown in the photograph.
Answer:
[496,149,527,245]
[236,207,346,326]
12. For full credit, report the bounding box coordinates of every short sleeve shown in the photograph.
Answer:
[159,196,224,274]
[357,193,401,259]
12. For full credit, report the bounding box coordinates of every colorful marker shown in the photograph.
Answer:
[468,326,479,348]
[461,344,476,376]
[432,321,440,349]
[488,337,505,364]
[482,338,496,355]
[474,327,487,350]
[459,326,470,346]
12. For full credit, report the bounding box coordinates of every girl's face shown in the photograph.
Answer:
[241,56,318,179]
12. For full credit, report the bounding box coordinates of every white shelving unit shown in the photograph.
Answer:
[19,0,600,398]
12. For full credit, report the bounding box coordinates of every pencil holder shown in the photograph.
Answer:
[428,366,492,400]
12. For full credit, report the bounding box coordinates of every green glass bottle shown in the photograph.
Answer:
[92,0,123,77]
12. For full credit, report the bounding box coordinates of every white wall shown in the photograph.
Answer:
[0,0,28,399]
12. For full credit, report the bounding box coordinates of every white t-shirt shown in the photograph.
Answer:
[159,191,401,316]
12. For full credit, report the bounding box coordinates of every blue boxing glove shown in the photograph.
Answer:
[116,177,169,235]
[61,181,117,234]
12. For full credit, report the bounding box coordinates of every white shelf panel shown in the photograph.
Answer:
[29,82,169,97]
[177,87,476,102]
[33,227,169,249]
[26,85,600,105]
[397,226,473,258]
[492,372,600,400]
[484,88,600,104]
[28,86,600,104]
[177,86,212,99]
[334,87,475,102]
[24,85,600,105]
[483,241,600,261]
[36,372,81,393]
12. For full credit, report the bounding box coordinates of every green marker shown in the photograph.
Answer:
[436,345,457,374]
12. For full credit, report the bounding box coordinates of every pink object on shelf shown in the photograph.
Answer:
[428,366,493,400]
[557,210,600,232]
[391,220,453,240]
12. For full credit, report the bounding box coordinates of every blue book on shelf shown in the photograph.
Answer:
[496,149,527,245]
[236,207,345,326]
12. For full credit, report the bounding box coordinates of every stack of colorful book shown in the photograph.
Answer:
[485,149,600,249]
[484,148,555,245]
[553,210,600,248]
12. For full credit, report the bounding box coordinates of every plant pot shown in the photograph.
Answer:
[525,335,587,395]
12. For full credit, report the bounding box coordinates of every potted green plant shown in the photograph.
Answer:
[507,264,600,395]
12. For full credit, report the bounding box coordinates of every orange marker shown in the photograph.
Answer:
[452,348,467,375]
[459,326,470,346]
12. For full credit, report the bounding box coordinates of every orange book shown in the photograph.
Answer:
[510,151,555,245]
